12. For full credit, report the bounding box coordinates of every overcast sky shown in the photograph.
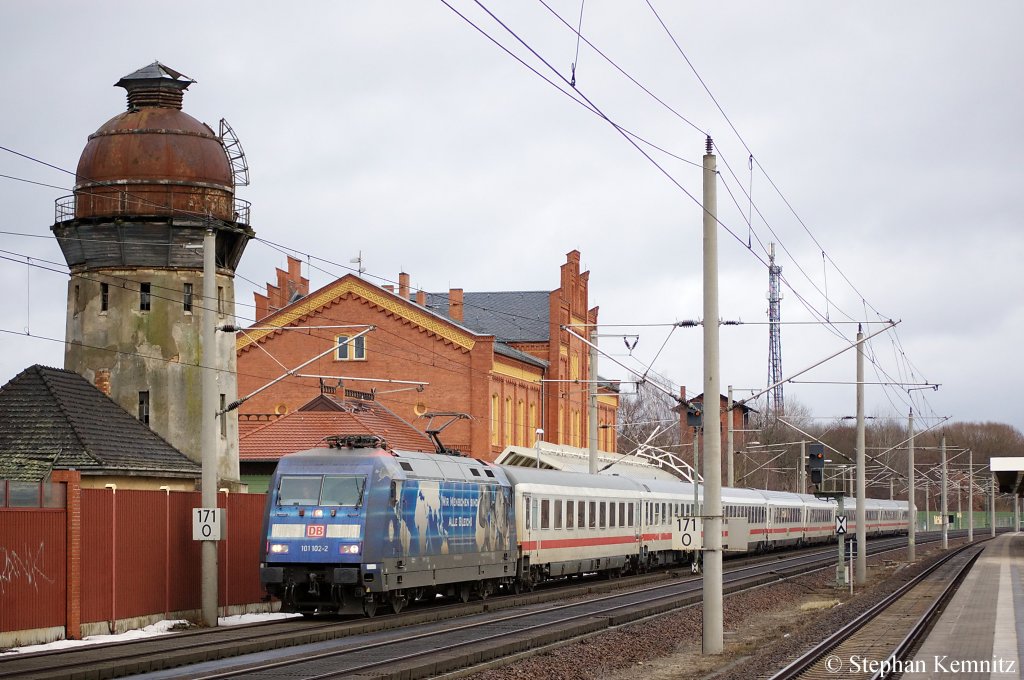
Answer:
[1,1,1021,437]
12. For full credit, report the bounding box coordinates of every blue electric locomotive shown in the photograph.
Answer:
[260,435,517,616]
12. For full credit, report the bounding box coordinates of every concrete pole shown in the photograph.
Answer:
[907,409,915,560]
[890,478,894,501]
[701,136,723,655]
[727,385,734,489]
[968,449,973,542]
[201,227,219,628]
[588,330,598,475]
[799,441,806,495]
[990,473,996,538]
[1015,496,1020,532]
[940,436,948,549]
[854,328,866,585]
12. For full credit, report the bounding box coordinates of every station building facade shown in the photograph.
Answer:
[235,250,618,460]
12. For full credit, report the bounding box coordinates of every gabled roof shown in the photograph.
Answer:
[238,275,481,353]
[0,365,201,481]
[240,394,434,461]
[425,291,550,342]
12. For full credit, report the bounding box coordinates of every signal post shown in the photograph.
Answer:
[806,444,849,588]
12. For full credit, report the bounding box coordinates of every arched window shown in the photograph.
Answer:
[491,394,500,446]
[504,396,513,446]
[517,400,525,446]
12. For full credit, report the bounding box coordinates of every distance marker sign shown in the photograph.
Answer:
[835,515,848,535]
[193,507,224,541]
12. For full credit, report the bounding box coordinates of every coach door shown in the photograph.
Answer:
[524,494,538,555]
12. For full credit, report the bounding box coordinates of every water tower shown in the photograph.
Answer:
[51,62,253,483]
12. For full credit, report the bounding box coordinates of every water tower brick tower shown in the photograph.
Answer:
[51,62,254,483]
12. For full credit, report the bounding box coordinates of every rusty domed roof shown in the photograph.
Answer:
[72,63,234,222]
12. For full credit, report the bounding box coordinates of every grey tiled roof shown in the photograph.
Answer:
[0,365,200,481]
[495,343,548,368]
[425,291,550,342]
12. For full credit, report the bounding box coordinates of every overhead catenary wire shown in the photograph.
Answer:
[2,15,942,426]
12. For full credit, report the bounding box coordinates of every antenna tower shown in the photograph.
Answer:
[767,243,784,418]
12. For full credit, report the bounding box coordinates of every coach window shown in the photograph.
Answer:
[541,499,550,530]
[628,503,635,527]
[566,500,575,528]
[600,502,607,529]
[554,499,563,529]
[609,502,616,528]
[588,501,596,528]
[662,503,668,524]
[578,500,586,529]
[619,502,626,527]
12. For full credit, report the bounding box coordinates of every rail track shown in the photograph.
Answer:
[0,532,968,680]
[767,539,985,680]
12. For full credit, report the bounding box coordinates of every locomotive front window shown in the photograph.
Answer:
[278,476,323,506]
[321,475,366,507]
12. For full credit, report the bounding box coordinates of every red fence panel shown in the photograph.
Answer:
[113,491,168,619]
[167,491,202,613]
[80,489,113,625]
[11,488,269,636]
[0,509,66,632]
[221,493,268,606]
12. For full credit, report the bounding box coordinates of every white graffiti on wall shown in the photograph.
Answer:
[0,542,55,595]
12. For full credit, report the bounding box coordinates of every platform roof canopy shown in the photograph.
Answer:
[495,441,683,481]
[990,457,1024,496]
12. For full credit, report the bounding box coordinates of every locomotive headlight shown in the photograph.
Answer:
[269,543,290,554]
[339,543,361,555]
[312,509,324,518]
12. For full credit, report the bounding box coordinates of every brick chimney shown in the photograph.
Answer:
[399,272,410,300]
[416,290,426,306]
[94,368,112,396]
[449,288,464,323]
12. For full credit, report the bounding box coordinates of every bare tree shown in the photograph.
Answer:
[615,379,681,456]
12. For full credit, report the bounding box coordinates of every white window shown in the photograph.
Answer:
[336,335,366,361]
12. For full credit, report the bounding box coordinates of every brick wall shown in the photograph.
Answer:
[238,252,620,461]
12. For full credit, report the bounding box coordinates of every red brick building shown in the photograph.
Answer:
[235,251,618,460]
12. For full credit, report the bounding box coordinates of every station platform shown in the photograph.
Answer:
[911,532,1023,679]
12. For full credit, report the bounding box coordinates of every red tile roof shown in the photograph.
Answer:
[239,401,433,461]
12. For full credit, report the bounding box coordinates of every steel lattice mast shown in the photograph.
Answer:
[767,243,784,417]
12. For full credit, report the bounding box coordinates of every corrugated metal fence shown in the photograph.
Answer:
[1,480,267,640]
[0,508,66,633]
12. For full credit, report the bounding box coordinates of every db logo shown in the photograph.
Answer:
[306,524,326,538]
